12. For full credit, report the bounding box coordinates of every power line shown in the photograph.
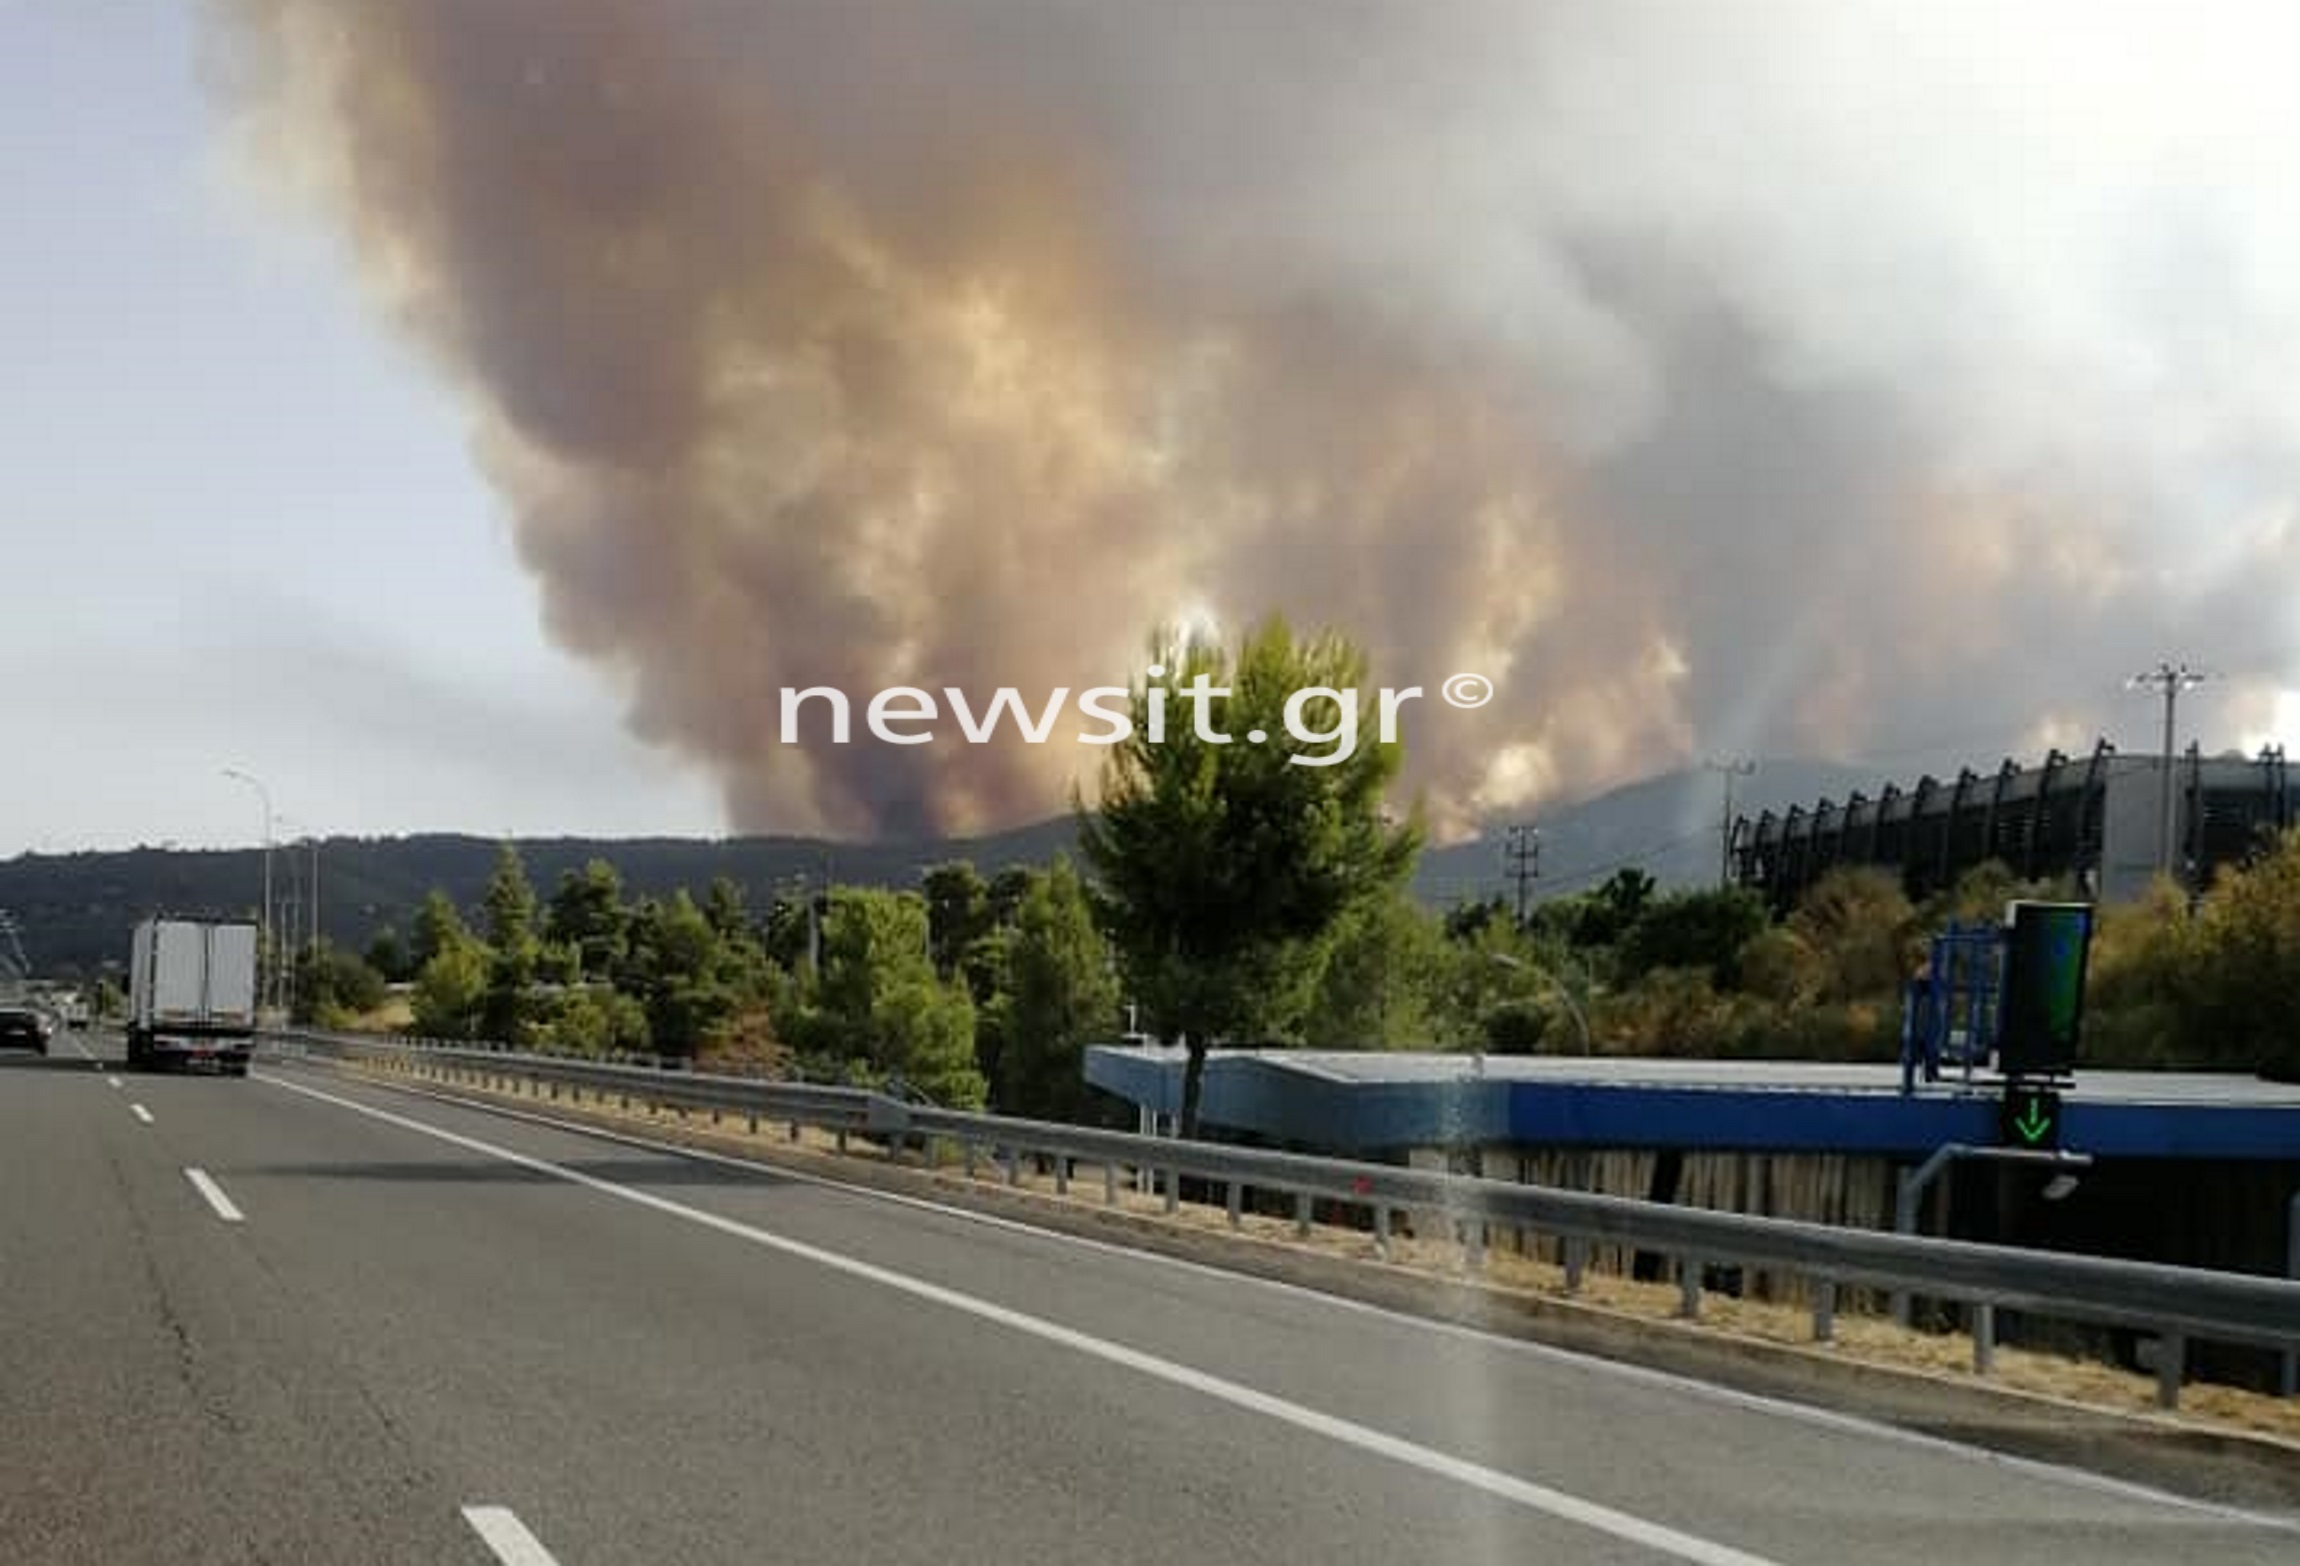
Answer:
[1529,826,1721,897]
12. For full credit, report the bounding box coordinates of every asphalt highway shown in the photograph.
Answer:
[4,1031,2295,1564]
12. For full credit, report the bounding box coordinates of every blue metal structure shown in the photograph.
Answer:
[1899,921,2004,1090]
[1084,1046,2300,1162]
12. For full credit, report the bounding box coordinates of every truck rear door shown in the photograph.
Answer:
[205,924,258,1026]
[151,921,207,1026]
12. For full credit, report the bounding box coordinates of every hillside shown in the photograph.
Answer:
[0,822,1072,978]
[0,757,1900,975]
[1417,755,1898,906]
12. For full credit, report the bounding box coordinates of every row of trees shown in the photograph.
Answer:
[2080,849,2300,1076]
[1067,611,2300,1091]
[312,613,2300,1132]
[313,816,2300,1113]
[344,843,1124,1119]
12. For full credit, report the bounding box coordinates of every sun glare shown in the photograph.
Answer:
[1170,599,1222,650]
[2240,688,2300,754]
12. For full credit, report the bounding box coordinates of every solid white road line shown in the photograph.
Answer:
[130,1103,154,1125]
[275,1060,2300,1538]
[183,1167,244,1223]
[268,1075,1780,1566]
[461,1505,561,1566]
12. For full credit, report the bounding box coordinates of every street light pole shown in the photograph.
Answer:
[1486,950,1591,1052]
[282,819,320,960]
[276,815,324,1018]
[222,768,274,1014]
[2128,663,2211,882]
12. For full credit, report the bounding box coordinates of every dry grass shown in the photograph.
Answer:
[350,1057,2300,1446]
[346,997,415,1032]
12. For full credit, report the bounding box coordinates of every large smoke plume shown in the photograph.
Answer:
[203,0,2300,840]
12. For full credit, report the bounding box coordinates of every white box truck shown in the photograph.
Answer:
[127,917,258,1075]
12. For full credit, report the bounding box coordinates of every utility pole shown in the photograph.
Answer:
[277,816,325,1014]
[0,909,27,998]
[276,814,301,1021]
[1502,824,1540,930]
[1703,757,1758,889]
[222,768,274,1015]
[282,880,299,1019]
[2128,662,2211,882]
[808,864,828,974]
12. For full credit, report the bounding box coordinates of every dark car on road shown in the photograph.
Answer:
[0,1005,52,1055]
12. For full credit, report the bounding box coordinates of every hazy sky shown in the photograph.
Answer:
[1,3,723,855]
[7,3,2298,859]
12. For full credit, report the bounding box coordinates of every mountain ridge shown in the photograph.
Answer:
[0,755,1928,974]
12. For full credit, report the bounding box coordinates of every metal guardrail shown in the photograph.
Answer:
[273,1029,2300,1410]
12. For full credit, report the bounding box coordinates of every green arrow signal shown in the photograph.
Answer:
[2013,1100,2052,1143]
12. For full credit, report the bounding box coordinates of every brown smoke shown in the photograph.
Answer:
[203,1,2300,841]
